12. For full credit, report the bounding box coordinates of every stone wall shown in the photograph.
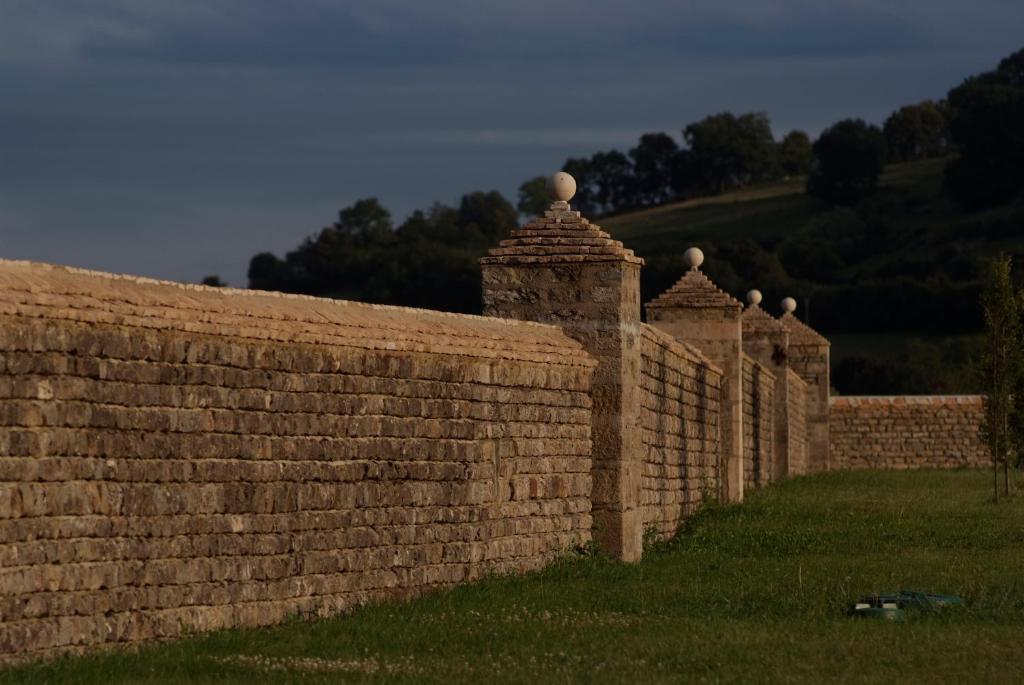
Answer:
[781,314,830,472]
[830,396,989,470]
[785,370,808,476]
[741,355,774,491]
[639,326,722,539]
[0,261,596,660]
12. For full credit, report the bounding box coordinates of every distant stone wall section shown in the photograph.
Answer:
[639,326,722,539]
[785,370,808,475]
[741,355,774,491]
[0,261,596,660]
[830,396,989,470]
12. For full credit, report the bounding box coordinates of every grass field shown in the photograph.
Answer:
[6,469,1024,684]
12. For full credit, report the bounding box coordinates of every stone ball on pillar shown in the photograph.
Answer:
[683,247,704,270]
[547,172,577,202]
[781,297,797,314]
[746,289,763,306]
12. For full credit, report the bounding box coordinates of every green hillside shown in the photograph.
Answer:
[601,158,1024,395]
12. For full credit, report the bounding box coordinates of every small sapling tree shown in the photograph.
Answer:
[980,256,1021,500]
[1014,288,1024,469]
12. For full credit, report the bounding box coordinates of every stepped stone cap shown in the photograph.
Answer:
[480,174,642,266]
[742,299,787,335]
[780,310,830,346]
[646,251,741,311]
[746,289,763,305]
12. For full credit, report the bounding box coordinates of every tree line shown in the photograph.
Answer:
[237,47,1024,328]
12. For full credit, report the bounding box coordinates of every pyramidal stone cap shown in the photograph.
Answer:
[647,246,741,311]
[480,172,642,266]
[742,289,786,334]
[779,296,829,345]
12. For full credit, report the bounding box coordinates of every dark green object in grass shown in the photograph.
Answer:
[850,590,965,621]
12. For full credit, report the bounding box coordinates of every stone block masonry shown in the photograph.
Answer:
[646,249,745,504]
[780,308,830,472]
[830,396,989,470]
[742,355,774,491]
[741,295,791,481]
[785,370,809,476]
[639,326,722,540]
[0,260,596,660]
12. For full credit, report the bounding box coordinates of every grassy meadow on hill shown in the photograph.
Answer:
[7,469,1024,684]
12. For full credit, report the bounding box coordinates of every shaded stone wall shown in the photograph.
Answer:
[0,261,596,660]
[786,370,808,476]
[741,355,775,491]
[830,396,989,470]
[639,326,722,539]
[780,314,830,472]
[646,268,744,503]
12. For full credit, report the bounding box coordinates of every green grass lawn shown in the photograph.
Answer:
[6,469,1024,684]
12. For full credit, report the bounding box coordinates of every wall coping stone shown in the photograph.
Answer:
[0,259,596,367]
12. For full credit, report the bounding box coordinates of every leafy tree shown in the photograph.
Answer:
[517,176,549,217]
[334,198,393,246]
[458,191,518,242]
[980,256,1022,500]
[589,150,636,213]
[945,47,1024,207]
[629,133,679,206]
[778,130,812,177]
[200,275,226,287]
[247,191,518,314]
[683,112,779,194]
[248,252,292,292]
[883,101,948,162]
[806,119,886,205]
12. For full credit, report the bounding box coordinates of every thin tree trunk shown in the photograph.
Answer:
[1004,414,1011,496]
[994,439,999,503]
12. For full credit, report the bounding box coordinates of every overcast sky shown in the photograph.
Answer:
[2,1,1021,286]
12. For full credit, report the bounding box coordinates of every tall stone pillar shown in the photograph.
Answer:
[741,289,792,481]
[479,172,645,562]
[645,248,744,503]
[779,297,831,472]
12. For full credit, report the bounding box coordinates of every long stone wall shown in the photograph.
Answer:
[639,326,722,539]
[741,355,774,491]
[0,261,597,659]
[0,226,844,661]
[785,370,808,476]
[830,396,989,470]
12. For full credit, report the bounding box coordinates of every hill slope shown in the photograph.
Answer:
[601,158,1024,394]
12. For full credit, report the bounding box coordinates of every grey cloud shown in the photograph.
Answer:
[2,0,1022,288]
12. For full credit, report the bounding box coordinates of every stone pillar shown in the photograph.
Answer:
[779,297,831,472]
[479,172,645,562]
[741,289,792,481]
[645,248,744,503]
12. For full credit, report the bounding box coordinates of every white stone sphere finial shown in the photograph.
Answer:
[781,297,797,314]
[547,172,576,202]
[746,289,763,306]
[683,247,704,270]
